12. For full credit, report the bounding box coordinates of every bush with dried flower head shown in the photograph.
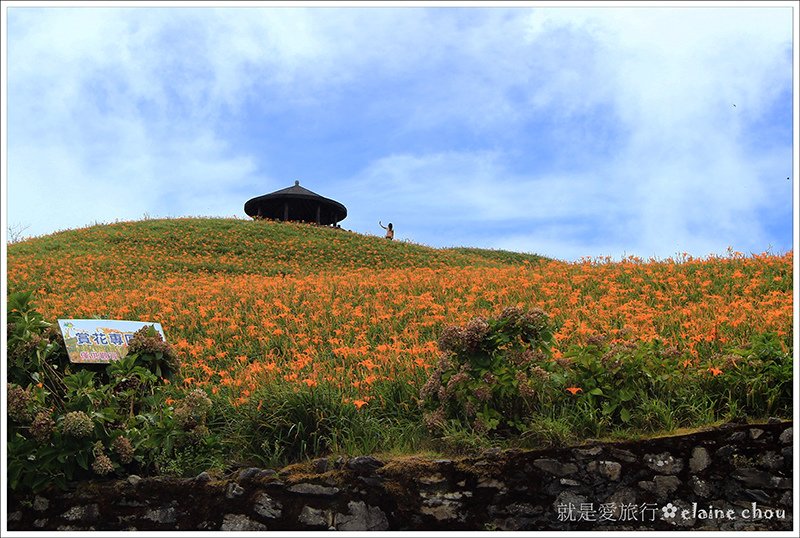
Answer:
[5,291,216,493]
[421,307,556,436]
[126,325,180,379]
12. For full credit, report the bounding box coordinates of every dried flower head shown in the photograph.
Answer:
[437,325,465,354]
[174,389,213,430]
[7,383,32,423]
[498,306,524,325]
[419,355,452,402]
[30,410,56,442]
[62,411,94,438]
[423,407,446,431]
[127,326,180,376]
[522,308,550,333]
[463,317,489,352]
[43,325,67,351]
[555,355,574,368]
[586,334,607,347]
[112,436,134,464]
[445,371,469,396]
[419,371,442,402]
[517,371,535,398]
[474,386,491,402]
[472,418,489,434]
[92,452,114,476]
[8,332,43,365]
[530,366,550,380]
[128,326,171,355]
[187,424,210,444]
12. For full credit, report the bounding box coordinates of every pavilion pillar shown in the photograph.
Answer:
[316,205,321,225]
[283,202,289,221]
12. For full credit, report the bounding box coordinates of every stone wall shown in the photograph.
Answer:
[7,421,793,531]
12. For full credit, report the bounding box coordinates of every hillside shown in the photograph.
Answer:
[5,217,793,483]
[7,218,548,292]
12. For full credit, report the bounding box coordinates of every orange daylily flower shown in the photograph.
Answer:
[566,387,583,395]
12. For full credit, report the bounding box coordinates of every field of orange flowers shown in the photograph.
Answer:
[7,218,793,416]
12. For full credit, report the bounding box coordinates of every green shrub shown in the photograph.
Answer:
[420,306,555,436]
[420,307,793,448]
[5,291,221,491]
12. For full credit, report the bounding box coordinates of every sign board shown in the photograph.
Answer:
[57,319,166,364]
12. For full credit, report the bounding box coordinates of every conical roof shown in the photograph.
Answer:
[244,180,347,225]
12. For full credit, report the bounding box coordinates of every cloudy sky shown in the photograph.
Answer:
[3,2,796,261]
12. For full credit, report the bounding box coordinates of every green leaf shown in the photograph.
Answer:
[589,387,604,396]
[76,450,89,470]
[601,401,617,415]
[620,408,631,423]
[618,388,635,402]
[8,462,23,490]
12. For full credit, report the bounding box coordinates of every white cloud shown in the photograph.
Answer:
[4,6,793,260]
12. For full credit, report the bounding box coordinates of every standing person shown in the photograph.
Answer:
[379,221,394,240]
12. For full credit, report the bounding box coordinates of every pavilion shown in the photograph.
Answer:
[244,180,347,225]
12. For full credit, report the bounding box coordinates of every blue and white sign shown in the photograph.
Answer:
[58,319,166,363]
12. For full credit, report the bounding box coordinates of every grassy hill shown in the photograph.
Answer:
[6,217,794,482]
[8,218,548,288]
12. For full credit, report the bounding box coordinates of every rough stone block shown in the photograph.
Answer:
[689,447,711,473]
[335,501,389,531]
[609,448,637,463]
[253,493,282,519]
[62,504,99,522]
[643,452,683,474]
[226,482,245,499]
[221,513,267,531]
[638,475,681,501]
[298,506,330,528]
[236,467,263,482]
[758,451,784,470]
[417,473,447,485]
[346,456,385,473]
[587,460,622,481]
[534,458,578,476]
[690,476,713,498]
[420,497,462,521]
[287,483,339,496]
[732,468,773,489]
[33,496,49,511]
[144,506,177,525]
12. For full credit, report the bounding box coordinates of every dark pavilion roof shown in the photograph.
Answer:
[244,180,347,225]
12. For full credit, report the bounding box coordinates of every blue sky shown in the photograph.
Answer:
[3,3,796,261]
